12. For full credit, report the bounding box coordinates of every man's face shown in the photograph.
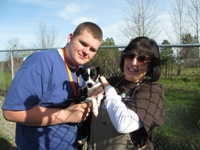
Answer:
[67,30,101,66]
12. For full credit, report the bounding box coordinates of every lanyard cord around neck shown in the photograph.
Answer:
[62,48,80,97]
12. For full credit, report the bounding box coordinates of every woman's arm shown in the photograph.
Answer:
[100,76,143,133]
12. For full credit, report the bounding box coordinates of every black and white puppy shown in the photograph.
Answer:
[76,66,104,148]
[76,66,104,116]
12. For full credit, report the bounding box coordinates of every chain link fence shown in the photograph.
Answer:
[0,45,200,149]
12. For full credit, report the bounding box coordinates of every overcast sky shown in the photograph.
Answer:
[0,0,173,50]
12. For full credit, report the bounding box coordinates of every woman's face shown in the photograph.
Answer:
[123,51,150,82]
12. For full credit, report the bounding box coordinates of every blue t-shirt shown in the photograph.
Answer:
[2,49,83,150]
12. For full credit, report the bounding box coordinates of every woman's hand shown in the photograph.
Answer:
[100,76,119,98]
[99,76,110,88]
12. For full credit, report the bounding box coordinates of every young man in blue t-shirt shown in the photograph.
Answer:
[2,21,103,150]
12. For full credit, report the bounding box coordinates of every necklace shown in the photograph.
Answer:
[115,77,141,100]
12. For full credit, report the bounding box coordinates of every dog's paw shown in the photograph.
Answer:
[78,140,85,145]
[77,137,87,145]
[93,110,98,117]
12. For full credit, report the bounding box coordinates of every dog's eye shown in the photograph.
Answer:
[82,73,89,80]
[90,71,97,78]
[91,75,97,79]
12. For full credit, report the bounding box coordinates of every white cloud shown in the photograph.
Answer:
[72,17,97,26]
[58,3,90,20]
[102,21,129,45]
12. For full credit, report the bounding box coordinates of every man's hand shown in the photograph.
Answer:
[64,102,92,123]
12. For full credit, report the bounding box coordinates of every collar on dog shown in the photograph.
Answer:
[62,48,80,96]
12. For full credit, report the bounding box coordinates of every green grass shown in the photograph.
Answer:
[0,72,12,95]
[154,78,200,149]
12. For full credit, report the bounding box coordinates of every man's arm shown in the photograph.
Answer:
[3,103,91,126]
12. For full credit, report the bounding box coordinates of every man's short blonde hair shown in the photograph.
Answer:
[73,22,103,42]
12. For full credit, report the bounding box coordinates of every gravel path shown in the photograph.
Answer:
[0,96,16,147]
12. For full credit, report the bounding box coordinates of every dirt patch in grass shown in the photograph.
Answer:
[0,96,16,149]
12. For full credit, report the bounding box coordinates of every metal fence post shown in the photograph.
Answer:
[10,50,14,79]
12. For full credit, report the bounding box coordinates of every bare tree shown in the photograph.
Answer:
[187,0,200,43]
[170,0,188,43]
[170,0,188,75]
[121,0,161,39]
[6,38,25,60]
[5,38,26,75]
[187,0,200,67]
[35,20,58,49]
[7,38,22,50]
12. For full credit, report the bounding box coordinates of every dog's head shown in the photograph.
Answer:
[76,66,104,89]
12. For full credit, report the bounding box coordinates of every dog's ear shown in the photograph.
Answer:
[76,68,83,76]
[96,67,104,76]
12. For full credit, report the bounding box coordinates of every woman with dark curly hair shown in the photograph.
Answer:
[90,36,165,150]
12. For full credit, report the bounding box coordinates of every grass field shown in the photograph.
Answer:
[154,78,200,149]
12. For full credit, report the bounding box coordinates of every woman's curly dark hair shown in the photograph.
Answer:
[120,36,161,82]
